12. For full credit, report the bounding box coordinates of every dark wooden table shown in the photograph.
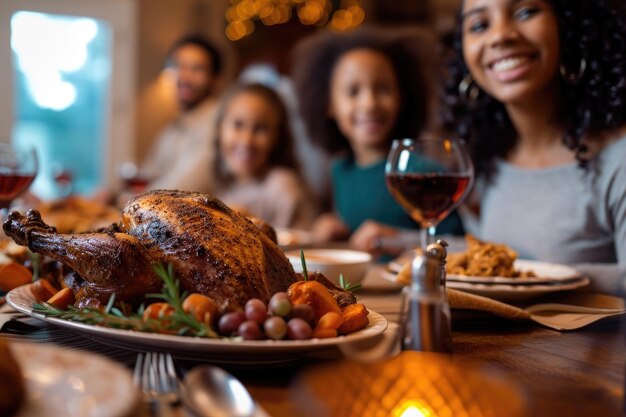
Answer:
[451,318,624,416]
[239,281,626,417]
[1,274,623,417]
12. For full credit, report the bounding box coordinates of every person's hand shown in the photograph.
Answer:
[311,213,350,243]
[349,220,404,258]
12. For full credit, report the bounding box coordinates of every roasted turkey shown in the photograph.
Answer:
[3,190,298,309]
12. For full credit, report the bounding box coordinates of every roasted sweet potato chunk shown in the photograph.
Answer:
[287,281,342,320]
[338,303,369,335]
[46,287,75,310]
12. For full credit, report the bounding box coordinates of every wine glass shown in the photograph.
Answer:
[119,162,150,195]
[0,143,38,216]
[385,137,474,254]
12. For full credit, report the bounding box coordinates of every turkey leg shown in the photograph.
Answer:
[3,210,162,306]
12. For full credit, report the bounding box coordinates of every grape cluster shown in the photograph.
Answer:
[217,292,316,340]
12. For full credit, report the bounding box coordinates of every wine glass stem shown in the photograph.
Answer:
[420,225,437,254]
[419,227,429,255]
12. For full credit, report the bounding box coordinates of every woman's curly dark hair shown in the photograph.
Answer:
[213,82,300,184]
[442,0,626,180]
[292,26,437,156]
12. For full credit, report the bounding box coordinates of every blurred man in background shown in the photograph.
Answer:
[136,34,223,194]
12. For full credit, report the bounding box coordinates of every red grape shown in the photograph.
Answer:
[238,320,264,340]
[264,316,287,340]
[290,304,315,326]
[286,318,312,340]
[218,311,246,336]
[245,298,268,324]
[269,292,291,317]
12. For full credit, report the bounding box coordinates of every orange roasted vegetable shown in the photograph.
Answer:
[338,303,369,335]
[142,303,175,323]
[315,311,343,331]
[313,311,343,339]
[182,293,219,326]
[312,328,338,339]
[0,263,32,292]
[30,279,59,303]
[46,287,75,310]
[287,281,342,320]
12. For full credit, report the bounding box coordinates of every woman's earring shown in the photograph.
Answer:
[458,73,480,105]
[560,58,587,84]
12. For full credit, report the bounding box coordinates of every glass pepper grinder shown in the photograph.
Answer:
[400,242,452,353]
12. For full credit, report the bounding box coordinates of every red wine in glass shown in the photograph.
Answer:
[0,173,36,209]
[385,138,474,254]
[386,173,472,225]
[120,162,150,194]
[0,145,38,212]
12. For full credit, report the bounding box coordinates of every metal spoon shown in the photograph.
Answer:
[182,365,256,417]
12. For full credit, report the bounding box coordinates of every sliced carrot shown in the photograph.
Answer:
[315,311,343,331]
[142,303,175,322]
[30,279,59,303]
[0,263,33,292]
[182,293,219,326]
[46,288,75,310]
[312,328,338,339]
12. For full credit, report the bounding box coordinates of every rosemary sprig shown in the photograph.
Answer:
[300,249,309,281]
[148,263,218,338]
[32,298,162,332]
[32,263,218,338]
[339,273,361,293]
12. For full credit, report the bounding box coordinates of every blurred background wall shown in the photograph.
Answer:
[0,0,460,197]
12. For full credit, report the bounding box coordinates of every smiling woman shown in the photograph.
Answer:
[443,0,626,291]
[461,0,561,105]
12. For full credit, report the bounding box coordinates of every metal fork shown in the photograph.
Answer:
[133,352,181,417]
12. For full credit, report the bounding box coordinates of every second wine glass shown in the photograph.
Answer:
[385,137,474,254]
[0,143,38,216]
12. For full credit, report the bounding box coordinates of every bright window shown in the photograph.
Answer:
[11,11,112,199]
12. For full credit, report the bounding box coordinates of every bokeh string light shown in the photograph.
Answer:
[225,0,365,41]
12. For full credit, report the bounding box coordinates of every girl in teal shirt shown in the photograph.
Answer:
[293,27,464,257]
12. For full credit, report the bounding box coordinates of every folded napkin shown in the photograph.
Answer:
[447,288,625,330]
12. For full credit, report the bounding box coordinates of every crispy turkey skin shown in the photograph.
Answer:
[3,190,297,309]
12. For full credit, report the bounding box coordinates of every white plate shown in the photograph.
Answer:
[381,270,590,302]
[447,259,582,284]
[6,285,388,364]
[389,257,582,285]
[445,277,590,301]
[11,341,139,417]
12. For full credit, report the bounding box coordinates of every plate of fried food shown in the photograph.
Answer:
[3,191,387,364]
[444,235,582,284]
[386,235,589,301]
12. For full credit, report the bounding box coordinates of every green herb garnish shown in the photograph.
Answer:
[300,249,309,281]
[148,263,217,337]
[339,273,361,293]
[33,263,218,338]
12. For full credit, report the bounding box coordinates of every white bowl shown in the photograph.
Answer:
[284,249,372,286]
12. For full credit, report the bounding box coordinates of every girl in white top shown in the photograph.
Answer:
[212,83,315,229]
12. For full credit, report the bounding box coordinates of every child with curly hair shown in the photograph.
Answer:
[444,0,626,293]
[292,27,464,256]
